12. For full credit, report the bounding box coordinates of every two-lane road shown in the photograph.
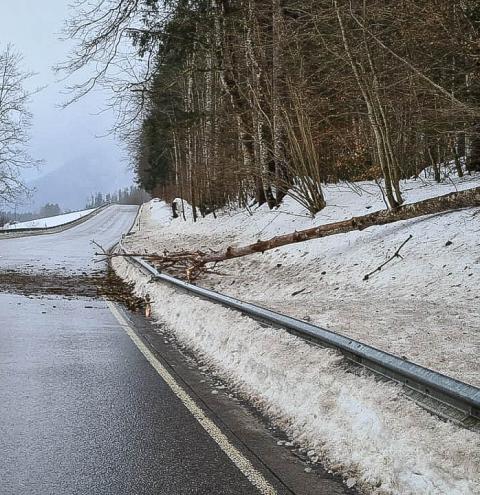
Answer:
[0,205,351,495]
[0,205,138,273]
[0,205,273,494]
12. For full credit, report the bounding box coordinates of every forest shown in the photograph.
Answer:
[85,186,151,209]
[60,0,480,220]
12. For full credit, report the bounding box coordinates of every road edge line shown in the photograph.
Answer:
[105,299,277,495]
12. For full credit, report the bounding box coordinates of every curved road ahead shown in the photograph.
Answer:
[0,205,138,274]
[0,206,350,495]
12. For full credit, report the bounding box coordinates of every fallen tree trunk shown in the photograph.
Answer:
[105,186,480,280]
[212,186,480,261]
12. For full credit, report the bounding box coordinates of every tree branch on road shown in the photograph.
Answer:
[100,186,480,280]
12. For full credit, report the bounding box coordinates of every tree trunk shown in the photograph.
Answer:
[202,186,480,264]
[272,0,289,204]
[116,187,480,280]
[214,0,266,204]
[452,144,464,178]
[334,0,401,209]
[467,123,480,172]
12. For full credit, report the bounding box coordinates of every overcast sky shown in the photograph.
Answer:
[0,0,133,184]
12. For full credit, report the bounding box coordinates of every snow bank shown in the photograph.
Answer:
[113,255,480,495]
[2,208,96,230]
[114,174,480,493]
[123,174,480,386]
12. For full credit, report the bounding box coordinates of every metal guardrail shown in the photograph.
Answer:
[122,251,480,428]
[0,204,112,239]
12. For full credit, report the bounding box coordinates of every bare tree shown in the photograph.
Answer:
[0,45,37,203]
[58,0,173,135]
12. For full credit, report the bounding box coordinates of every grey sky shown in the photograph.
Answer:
[0,0,133,187]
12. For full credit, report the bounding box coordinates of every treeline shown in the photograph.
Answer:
[0,203,61,227]
[0,210,37,227]
[85,186,150,208]
[65,1,480,218]
[0,203,61,226]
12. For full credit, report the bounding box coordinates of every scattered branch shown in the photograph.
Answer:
[363,234,413,281]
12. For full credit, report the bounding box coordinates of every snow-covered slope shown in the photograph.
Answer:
[123,174,480,386]
[114,173,480,495]
[2,208,95,230]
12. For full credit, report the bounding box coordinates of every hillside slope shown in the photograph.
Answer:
[113,173,480,495]
[23,153,133,212]
[123,173,479,386]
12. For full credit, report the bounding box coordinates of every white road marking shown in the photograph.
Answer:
[106,300,278,495]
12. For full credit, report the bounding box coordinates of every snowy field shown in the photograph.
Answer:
[114,173,480,494]
[1,208,96,230]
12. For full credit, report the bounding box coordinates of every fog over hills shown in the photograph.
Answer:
[0,1,132,215]
[22,153,134,212]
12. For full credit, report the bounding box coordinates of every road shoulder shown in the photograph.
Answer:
[108,300,354,495]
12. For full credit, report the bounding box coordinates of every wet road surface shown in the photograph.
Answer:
[0,294,261,494]
[0,205,137,274]
[0,206,266,494]
[0,205,353,495]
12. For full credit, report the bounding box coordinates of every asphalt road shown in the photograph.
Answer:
[0,205,138,274]
[0,206,271,494]
[0,205,354,495]
[1,293,267,494]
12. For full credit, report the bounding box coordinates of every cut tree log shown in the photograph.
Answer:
[103,186,480,280]
[194,186,480,263]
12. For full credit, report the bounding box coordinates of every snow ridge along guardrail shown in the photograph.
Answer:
[120,248,480,430]
[0,204,111,239]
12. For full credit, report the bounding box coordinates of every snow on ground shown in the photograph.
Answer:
[1,208,95,230]
[113,173,480,494]
[122,174,480,387]
[113,256,480,495]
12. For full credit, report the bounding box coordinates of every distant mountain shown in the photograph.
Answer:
[22,153,134,212]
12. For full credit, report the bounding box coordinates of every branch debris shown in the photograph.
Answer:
[363,234,413,281]
[97,187,480,281]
